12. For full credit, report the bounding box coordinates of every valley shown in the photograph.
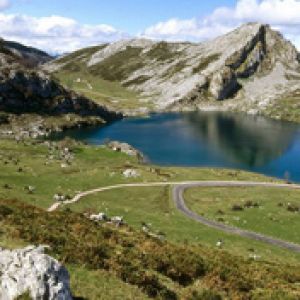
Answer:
[0,21,300,300]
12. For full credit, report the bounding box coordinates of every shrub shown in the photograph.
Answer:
[231,204,244,211]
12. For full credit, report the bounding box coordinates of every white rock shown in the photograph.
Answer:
[123,169,140,178]
[111,216,124,226]
[89,212,107,221]
[0,246,72,300]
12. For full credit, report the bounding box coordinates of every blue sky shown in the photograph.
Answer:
[0,0,300,53]
[7,0,236,34]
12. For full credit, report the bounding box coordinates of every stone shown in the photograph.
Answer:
[0,245,73,300]
[123,169,140,178]
[89,212,108,222]
[107,141,144,160]
[111,216,124,226]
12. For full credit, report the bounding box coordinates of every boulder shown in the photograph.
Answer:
[89,212,108,221]
[0,245,73,300]
[123,169,140,178]
[107,141,144,160]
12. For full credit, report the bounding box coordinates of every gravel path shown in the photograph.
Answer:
[47,180,300,252]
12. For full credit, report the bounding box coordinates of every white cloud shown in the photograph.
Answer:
[0,0,10,11]
[143,18,232,42]
[0,13,127,54]
[142,0,300,49]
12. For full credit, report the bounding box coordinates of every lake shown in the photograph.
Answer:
[53,111,300,182]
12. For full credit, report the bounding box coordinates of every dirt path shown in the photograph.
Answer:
[47,180,300,252]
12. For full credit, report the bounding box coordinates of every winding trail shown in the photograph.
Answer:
[48,180,300,253]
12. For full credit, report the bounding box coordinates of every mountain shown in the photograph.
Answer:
[0,38,52,67]
[0,38,121,124]
[45,23,300,120]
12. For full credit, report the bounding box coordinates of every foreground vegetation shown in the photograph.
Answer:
[1,198,300,299]
[1,137,300,298]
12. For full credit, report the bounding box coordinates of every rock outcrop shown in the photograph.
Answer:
[0,246,72,300]
[107,141,144,160]
[45,23,300,114]
[0,39,122,124]
[209,66,240,100]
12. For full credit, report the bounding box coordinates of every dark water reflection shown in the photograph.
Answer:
[52,111,300,182]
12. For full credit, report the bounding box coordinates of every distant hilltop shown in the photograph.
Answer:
[0,23,299,122]
[45,22,300,117]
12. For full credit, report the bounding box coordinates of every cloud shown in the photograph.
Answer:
[0,0,10,10]
[143,18,232,42]
[142,0,300,49]
[0,13,127,54]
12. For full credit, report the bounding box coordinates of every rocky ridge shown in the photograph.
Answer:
[0,39,122,138]
[46,23,300,115]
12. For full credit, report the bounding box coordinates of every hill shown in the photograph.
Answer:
[45,23,300,120]
[0,38,122,138]
[1,39,52,67]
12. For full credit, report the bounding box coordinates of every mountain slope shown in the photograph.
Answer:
[0,38,121,122]
[45,23,300,118]
[0,38,52,67]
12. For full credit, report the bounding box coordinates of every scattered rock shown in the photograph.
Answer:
[107,141,144,161]
[24,185,35,194]
[89,212,108,222]
[123,169,140,178]
[53,194,66,202]
[0,245,72,300]
[111,216,124,227]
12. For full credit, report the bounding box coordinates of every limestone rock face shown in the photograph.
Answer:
[0,246,73,300]
[209,67,239,100]
[0,40,122,122]
[45,22,300,113]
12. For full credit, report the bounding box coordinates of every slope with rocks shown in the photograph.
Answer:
[0,39,122,138]
[0,38,52,67]
[45,23,300,120]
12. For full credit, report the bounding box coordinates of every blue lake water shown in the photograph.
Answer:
[53,111,300,183]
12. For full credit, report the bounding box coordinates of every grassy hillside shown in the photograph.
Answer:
[52,44,154,113]
[54,71,153,112]
[265,89,300,123]
[1,138,300,264]
[1,138,300,298]
[1,198,300,299]
[185,187,300,244]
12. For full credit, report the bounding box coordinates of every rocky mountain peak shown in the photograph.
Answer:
[45,23,300,113]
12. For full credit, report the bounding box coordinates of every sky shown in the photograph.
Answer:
[0,0,300,53]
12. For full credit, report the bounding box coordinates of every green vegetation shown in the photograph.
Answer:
[123,75,151,87]
[57,45,107,65]
[192,54,221,74]
[1,137,300,298]
[68,265,150,300]
[146,42,181,62]
[185,187,300,244]
[163,60,187,79]
[265,89,300,123]
[89,46,144,82]
[54,71,148,111]
[68,185,300,265]
[0,138,273,209]
[15,291,32,300]
[1,198,300,299]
